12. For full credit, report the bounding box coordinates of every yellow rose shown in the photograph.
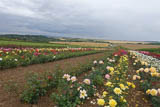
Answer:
[151,73,158,77]
[125,86,129,89]
[141,61,145,65]
[109,99,117,107]
[103,91,108,97]
[127,82,132,86]
[109,67,114,72]
[136,70,140,74]
[146,89,151,94]
[150,89,158,96]
[114,87,122,95]
[150,67,156,73]
[110,71,114,75]
[131,83,136,88]
[97,99,105,106]
[105,82,112,87]
[144,68,149,73]
[119,84,126,90]
[139,68,144,72]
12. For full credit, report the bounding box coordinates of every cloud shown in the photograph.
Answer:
[0,0,160,41]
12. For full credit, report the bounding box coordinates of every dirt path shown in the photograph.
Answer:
[127,58,152,107]
[0,52,107,107]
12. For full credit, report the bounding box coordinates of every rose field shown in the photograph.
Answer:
[0,47,105,69]
[1,0,160,106]
[0,46,160,107]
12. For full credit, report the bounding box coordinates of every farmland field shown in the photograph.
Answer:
[116,43,160,49]
[0,40,69,48]
[50,41,109,48]
[0,39,160,107]
[1,0,160,106]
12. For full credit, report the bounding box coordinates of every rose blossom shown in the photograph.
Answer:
[71,76,77,82]
[83,79,91,85]
[99,60,104,64]
[93,60,97,64]
[105,74,110,79]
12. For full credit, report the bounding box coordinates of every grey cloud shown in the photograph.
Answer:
[0,0,160,41]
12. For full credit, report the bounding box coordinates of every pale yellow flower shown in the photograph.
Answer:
[109,99,117,107]
[131,83,136,88]
[150,67,156,73]
[109,67,114,72]
[144,68,149,73]
[127,82,132,86]
[114,87,122,95]
[97,99,105,106]
[146,89,151,94]
[150,89,158,96]
[119,84,126,90]
[103,91,108,97]
[105,82,112,87]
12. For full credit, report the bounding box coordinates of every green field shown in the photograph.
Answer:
[139,48,160,54]
[0,40,74,48]
[0,40,110,48]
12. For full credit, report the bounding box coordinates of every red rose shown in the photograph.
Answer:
[48,76,52,80]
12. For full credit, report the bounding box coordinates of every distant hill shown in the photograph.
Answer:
[0,34,59,43]
[0,34,109,43]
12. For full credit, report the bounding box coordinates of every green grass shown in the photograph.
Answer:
[0,40,74,48]
[139,48,160,54]
[0,40,109,48]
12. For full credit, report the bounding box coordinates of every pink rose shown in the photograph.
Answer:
[105,74,110,79]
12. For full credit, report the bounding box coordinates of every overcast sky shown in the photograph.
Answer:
[0,0,160,41]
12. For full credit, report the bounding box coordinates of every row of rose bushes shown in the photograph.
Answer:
[47,49,135,107]
[50,53,118,107]
[20,51,113,104]
[139,48,160,54]
[0,47,105,69]
[92,52,136,107]
[138,51,160,59]
[20,49,136,107]
[129,51,160,107]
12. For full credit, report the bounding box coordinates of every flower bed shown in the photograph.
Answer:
[0,47,105,69]
[129,51,160,107]
[91,53,136,107]
[20,49,139,106]
[49,50,135,107]
[139,51,160,59]
[20,51,112,104]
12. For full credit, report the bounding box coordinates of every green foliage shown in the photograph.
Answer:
[140,80,151,91]
[20,51,112,105]
[151,96,160,107]
[89,70,104,86]
[4,80,18,94]
[50,75,96,107]
[139,48,160,54]
[51,80,81,107]
[20,69,64,104]
[0,50,103,69]
[0,40,69,48]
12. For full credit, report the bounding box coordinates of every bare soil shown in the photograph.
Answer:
[0,53,106,107]
[127,58,152,107]
[117,43,160,50]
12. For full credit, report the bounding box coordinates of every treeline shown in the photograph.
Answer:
[0,34,59,43]
[0,34,109,43]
